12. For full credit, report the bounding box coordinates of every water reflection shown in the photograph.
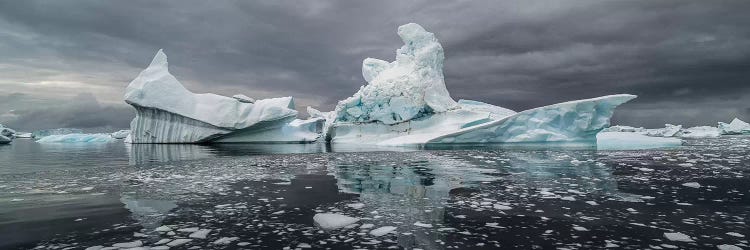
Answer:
[120,195,177,231]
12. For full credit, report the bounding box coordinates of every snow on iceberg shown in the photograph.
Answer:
[36,133,115,143]
[326,23,636,146]
[597,132,682,150]
[125,50,322,143]
[110,129,131,139]
[0,124,15,144]
[718,118,750,135]
[679,126,721,138]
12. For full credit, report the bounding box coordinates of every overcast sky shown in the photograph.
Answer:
[1,1,749,131]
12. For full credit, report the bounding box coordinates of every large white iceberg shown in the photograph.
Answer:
[0,124,15,144]
[679,126,721,138]
[125,50,322,143]
[36,133,115,143]
[327,23,636,145]
[718,118,750,135]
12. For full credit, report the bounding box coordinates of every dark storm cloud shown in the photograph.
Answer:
[0,0,748,130]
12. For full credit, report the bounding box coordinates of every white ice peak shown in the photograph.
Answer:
[335,23,458,125]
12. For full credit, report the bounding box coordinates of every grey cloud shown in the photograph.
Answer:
[0,0,749,129]
[0,93,133,131]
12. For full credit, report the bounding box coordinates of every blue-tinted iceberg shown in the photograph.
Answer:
[125,50,322,143]
[36,133,115,143]
[0,124,16,144]
[718,118,750,135]
[327,23,636,145]
[110,129,131,139]
[679,126,721,138]
[31,128,84,138]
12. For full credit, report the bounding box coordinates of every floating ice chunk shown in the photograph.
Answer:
[493,204,512,210]
[717,244,743,250]
[597,132,682,150]
[110,130,130,139]
[346,203,365,209]
[125,50,317,143]
[166,238,192,247]
[213,237,239,245]
[680,126,721,138]
[154,239,172,245]
[572,226,589,231]
[682,182,701,188]
[719,118,750,135]
[36,133,115,143]
[31,128,82,138]
[370,226,397,236]
[642,124,683,137]
[313,213,360,230]
[189,229,211,239]
[0,124,16,144]
[177,227,200,233]
[112,240,142,248]
[413,222,433,228]
[664,232,694,242]
[725,232,745,237]
[84,246,103,250]
[155,225,172,232]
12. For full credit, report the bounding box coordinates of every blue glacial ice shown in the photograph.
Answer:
[36,133,115,143]
[124,50,322,143]
[326,23,636,146]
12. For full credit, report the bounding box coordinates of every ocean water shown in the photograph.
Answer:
[0,137,748,249]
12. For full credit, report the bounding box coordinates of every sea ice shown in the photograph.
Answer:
[596,132,683,150]
[327,23,636,146]
[124,49,322,143]
[313,213,360,230]
[718,118,750,135]
[31,128,83,138]
[188,229,211,239]
[663,232,694,242]
[369,226,397,236]
[166,238,192,247]
[717,244,743,250]
[36,133,115,143]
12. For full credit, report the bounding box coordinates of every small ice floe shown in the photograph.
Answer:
[572,226,589,232]
[112,240,142,248]
[177,227,199,233]
[586,201,599,206]
[84,246,103,250]
[360,223,374,229]
[370,226,397,236]
[297,243,312,248]
[717,244,743,250]
[663,232,694,242]
[313,213,360,230]
[413,222,433,228]
[189,229,211,239]
[560,196,577,201]
[493,204,512,210]
[155,225,172,232]
[346,203,365,209]
[682,182,702,188]
[166,238,192,247]
[154,239,172,245]
[10,198,23,202]
[213,237,239,245]
[726,232,745,237]
[80,187,94,191]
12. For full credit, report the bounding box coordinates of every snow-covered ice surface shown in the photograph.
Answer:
[125,50,321,143]
[328,23,635,145]
[1,137,749,249]
[719,118,750,135]
[597,132,683,150]
[36,133,115,143]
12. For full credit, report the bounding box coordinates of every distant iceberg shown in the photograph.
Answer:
[718,118,750,135]
[36,133,115,143]
[326,23,636,146]
[0,124,16,144]
[124,50,322,143]
[679,126,721,138]
[110,129,131,139]
[32,128,84,138]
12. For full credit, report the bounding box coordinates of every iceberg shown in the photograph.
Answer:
[110,129,131,139]
[718,118,750,135]
[36,133,115,143]
[641,124,682,137]
[31,128,84,138]
[15,132,33,138]
[125,50,323,143]
[679,126,721,138]
[597,132,683,150]
[0,124,15,144]
[327,23,636,145]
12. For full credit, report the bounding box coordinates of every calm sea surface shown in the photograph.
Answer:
[0,137,748,249]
